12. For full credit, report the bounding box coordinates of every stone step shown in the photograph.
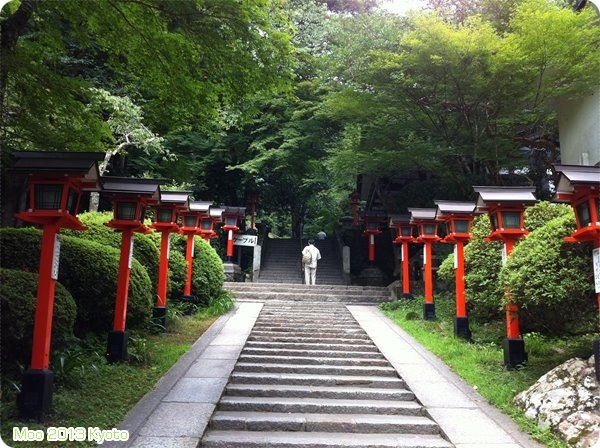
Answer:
[229,372,406,389]
[233,363,398,377]
[233,292,390,303]
[246,335,375,345]
[224,282,388,293]
[241,347,385,359]
[224,384,414,401]
[249,330,370,339]
[252,325,362,332]
[209,412,438,434]
[217,396,423,415]
[201,431,453,448]
[244,341,380,352]
[238,354,389,367]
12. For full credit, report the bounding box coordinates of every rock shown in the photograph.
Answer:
[513,355,599,448]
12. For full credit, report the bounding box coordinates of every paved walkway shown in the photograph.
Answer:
[105,302,545,448]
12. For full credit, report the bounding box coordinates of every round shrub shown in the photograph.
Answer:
[63,211,160,291]
[499,213,595,335]
[171,234,224,306]
[0,228,153,337]
[0,268,77,375]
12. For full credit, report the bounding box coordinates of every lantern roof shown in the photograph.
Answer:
[389,214,411,227]
[160,191,191,205]
[210,207,224,219]
[100,176,163,200]
[408,207,437,222]
[434,200,476,217]
[188,201,212,213]
[11,151,103,190]
[473,186,536,209]
[553,165,600,194]
[223,206,246,216]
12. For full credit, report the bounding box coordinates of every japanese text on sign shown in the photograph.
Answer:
[233,235,258,247]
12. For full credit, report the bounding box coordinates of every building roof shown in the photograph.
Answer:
[223,206,246,216]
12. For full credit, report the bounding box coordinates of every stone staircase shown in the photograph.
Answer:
[224,282,391,304]
[201,301,452,448]
[258,238,346,285]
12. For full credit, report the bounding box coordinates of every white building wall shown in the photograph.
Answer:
[557,90,600,166]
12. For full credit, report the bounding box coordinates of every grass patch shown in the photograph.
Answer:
[380,295,595,448]
[1,311,220,448]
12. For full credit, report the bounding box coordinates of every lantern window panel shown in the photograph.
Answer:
[66,188,79,215]
[35,184,63,210]
[501,211,521,229]
[400,226,412,237]
[200,219,212,231]
[117,201,138,220]
[183,215,197,228]
[225,216,237,226]
[138,206,146,222]
[366,221,378,231]
[490,213,499,231]
[454,219,469,233]
[157,208,173,223]
[576,201,591,227]
[423,223,437,235]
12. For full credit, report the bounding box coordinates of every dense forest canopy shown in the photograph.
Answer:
[1,0,599,235]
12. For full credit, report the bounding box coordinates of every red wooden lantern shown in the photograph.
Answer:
[12,151,102,420]
[389,214,415,299]
[362,212,385,264]
[434,200,476,340]
[552,164,600,380]
[202,206,224,241]
[474,185,537,368]
[150,191,190,329]
[102,177,162,363]
[179,201,212,301]
[408,208,441,320]
[350,191,361,227]
[222,206,246,259]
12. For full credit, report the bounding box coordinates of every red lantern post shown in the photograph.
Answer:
[150,191,190,329]
[552,164,600,379]
[474,186,537,368]
[222,206,245,259]
[390,214,415,299]
[408,208,441,320]
[435,200,476,340]
[102,177,162,363]
[363,212,385,263]
[179,201,212,301]
[12,151,102,420]
[199,206,223,242]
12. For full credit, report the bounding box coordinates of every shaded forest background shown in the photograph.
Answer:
[1,0,599,236]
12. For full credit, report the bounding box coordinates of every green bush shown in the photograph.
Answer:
[0,228,153,336]
[0,268,77,375]
[499,213,595,335]
[145,231,188,302]
[63,211,161,292]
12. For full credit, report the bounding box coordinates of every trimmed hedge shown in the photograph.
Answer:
[171,234,225,306]
[62,212,161,292]
[0,227,153,337]
[500,213,595,335]
[0,268,77,375]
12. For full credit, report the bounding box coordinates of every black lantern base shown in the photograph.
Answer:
[17,369,54,421]
[423,302,436,320]
[503,338,528,369]
[402,292,414,300]
[107,330,129,363]
[153,306,167,331]
[453,316,472,341]
[594,338,599,381]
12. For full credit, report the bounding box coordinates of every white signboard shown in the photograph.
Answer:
[593,247,600,294]
[128,237,135,269]
[454,245,458,270]
[501,243,508,265]
[234,234,258,247]
[51,234,61,280]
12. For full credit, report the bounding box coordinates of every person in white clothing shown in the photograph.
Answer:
[301,239,322,285]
